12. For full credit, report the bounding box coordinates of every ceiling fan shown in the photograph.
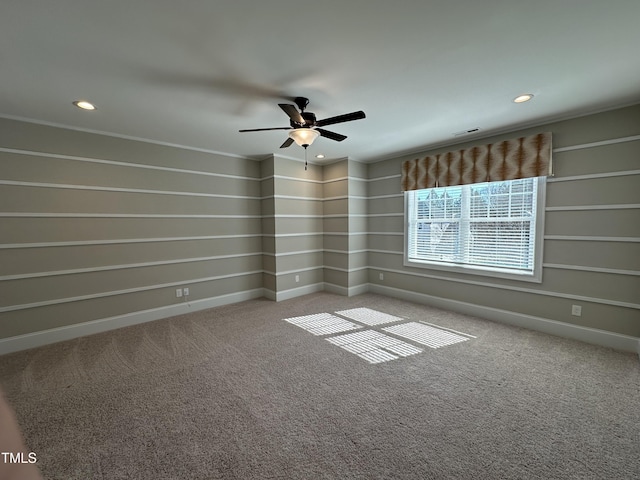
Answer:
[239,97,366,149]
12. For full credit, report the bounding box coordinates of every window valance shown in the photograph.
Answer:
[401,132,552,191]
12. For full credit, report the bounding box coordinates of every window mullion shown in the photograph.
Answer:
[459,184,471,264]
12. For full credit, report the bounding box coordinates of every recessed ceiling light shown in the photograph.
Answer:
[513,94,534,103]
[315,154,325,159]
[73,100,96,110]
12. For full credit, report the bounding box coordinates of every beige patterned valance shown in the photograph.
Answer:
[401,132,552,191]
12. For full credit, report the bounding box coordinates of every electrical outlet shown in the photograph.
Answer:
[183,287,189,296]
[571,305,582,316]
[176,288,183,298]
[379,273,384,280]
[295,275,300,283]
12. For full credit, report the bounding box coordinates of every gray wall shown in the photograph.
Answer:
[323,159,368,296]
[0,119,263,340]
[1,104,638,350]
[366,104,640,338]
[262,155,324,300]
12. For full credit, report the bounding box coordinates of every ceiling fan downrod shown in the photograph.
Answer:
[294,97,309,112]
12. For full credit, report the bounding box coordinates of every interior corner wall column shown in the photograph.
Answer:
[347,160,369,295]
[260,155,277,299]
[323,159,368,296]
[263,155,324,301]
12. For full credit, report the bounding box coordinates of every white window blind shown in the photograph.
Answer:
[406,177,543,278]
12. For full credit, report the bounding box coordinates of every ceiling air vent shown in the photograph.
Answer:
[453,128,480,137]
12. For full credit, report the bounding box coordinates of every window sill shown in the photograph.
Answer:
[403,257,543,283]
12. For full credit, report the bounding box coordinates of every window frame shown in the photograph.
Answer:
[403,177,546,283]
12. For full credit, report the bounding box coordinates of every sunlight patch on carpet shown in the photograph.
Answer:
[283,313,362,336]
[383,322,470,349]
[335,307,404,326]
[326,330,422,364]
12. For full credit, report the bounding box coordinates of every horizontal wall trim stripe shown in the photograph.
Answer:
[0,271,264,313]
[269,175,355,185]
[1,232,419,249]
[371,266,640,310]
[345,250,640,272]
[322,233,367,238]
[269,175,376,185]
[547,169,639,183]
[544,235,640,243]
[269,195,323,201]
[0,212,263,219]
[542,263,640,276]
[369,249,403,255]
[324,195,348,201]
[265,265,369,276]
[263,194,368,201]
[0,253,263,281]
[268,175,323,185]
[0,288,265,355]
[264,214,327,219]
[369,174,402,182]
[324,266,368,273]
[0,234,263,250]
[0,179,260,199]
[369,284,639,353]
[265,249,323,257]
[552,133,640,153]
[369,193,404,200]
[324,249,368,255]
[265,266,324,276]
[268,171,640,194]
[546,204,640,212]
[265,232,323,238]
[2,252,609,287]
[0,146,259,180]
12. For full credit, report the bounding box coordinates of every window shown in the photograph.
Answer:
[404,177,545,282]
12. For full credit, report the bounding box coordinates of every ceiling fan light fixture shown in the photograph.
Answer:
[288,128,320,147]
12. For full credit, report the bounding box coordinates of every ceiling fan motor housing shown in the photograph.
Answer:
[301,111,316,126]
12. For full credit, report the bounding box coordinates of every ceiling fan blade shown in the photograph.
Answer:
[239,127,291,132]
[316,110,366,127]
[317,128,347,142]
[279,104,304,124]
[280,137,294,148]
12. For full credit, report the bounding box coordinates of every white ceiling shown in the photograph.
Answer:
[2,0,640,164]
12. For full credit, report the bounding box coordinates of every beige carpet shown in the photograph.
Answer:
[1,293,639,479]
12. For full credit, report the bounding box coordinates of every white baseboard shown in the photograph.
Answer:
[0,289,265,355]
[369,284,640,354]
[265,283,325,302]
[265,282,366,301]
[324,282,369,297]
